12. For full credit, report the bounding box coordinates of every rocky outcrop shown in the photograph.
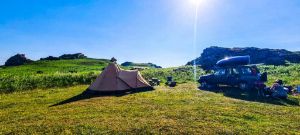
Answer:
[187,46,300,69]
[5,54,33,66]
[59,53,87,60]
[40,56,60,61]
[40,53,87,61]
[121,62,162,68]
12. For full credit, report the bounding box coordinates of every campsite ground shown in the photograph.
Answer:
[1,83,299,134]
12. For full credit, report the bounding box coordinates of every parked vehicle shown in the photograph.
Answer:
[199,56,267,90]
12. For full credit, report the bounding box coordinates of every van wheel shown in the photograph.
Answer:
[239,82,249,91]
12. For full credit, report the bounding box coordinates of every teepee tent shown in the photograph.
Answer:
[87,62,153,93]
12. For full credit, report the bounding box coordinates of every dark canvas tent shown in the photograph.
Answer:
[86,62,153,93]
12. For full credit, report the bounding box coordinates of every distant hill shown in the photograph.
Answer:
[121,62,162,68]
[187,46,300,69]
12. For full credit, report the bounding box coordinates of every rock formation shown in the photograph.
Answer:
[187,46,300,69]
[5,54,33,66]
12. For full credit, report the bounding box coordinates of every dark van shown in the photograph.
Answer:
[198,56,267,90]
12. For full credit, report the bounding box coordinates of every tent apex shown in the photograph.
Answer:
[110,57,117,63]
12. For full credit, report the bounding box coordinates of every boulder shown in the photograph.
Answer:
[40,53,87,61]
[59,53,87,60]
[5,54,33,66]
[40,56,60,61]
[121,62,162,68]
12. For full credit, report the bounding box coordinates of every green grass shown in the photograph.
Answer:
[1,83,299,134]
[141,66,205,83]
[0,58,109,75]
[0,59,109,93]
[258,64,300,86]
[1,58,300,93]
[1,59,300,134]
[0,59,205,93]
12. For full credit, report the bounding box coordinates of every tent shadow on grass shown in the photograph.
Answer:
[50,89,154,107]
[200,86,300,106]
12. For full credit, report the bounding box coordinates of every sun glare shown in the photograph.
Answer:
[189,0,205,6]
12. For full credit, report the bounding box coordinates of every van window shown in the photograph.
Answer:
[232,68,240,75]
[227,68,233,75]
[214,69,226,75]
[241,67,252,75]
[250,67,259,74]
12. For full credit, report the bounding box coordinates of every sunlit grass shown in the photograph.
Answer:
[258,64,300,86]
[0,59,205,93]
[1,83,299,134]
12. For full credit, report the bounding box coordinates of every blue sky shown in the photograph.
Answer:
[0,0,300,67]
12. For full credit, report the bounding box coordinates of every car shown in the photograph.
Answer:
[199,65,267,90]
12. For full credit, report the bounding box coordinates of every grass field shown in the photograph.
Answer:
[1,83,299,134]
[1,59,300,134]
[0,59,110,93]
[259,64,300,86]
[1,59,300,93]
[0,59,204,93]
[0,58,110,75]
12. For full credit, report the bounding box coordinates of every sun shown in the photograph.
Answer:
[189,0,205,5]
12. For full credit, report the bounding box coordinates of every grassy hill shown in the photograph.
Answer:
[0,58,110,75]
[1,83,299,134]
[0,59,110,93]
